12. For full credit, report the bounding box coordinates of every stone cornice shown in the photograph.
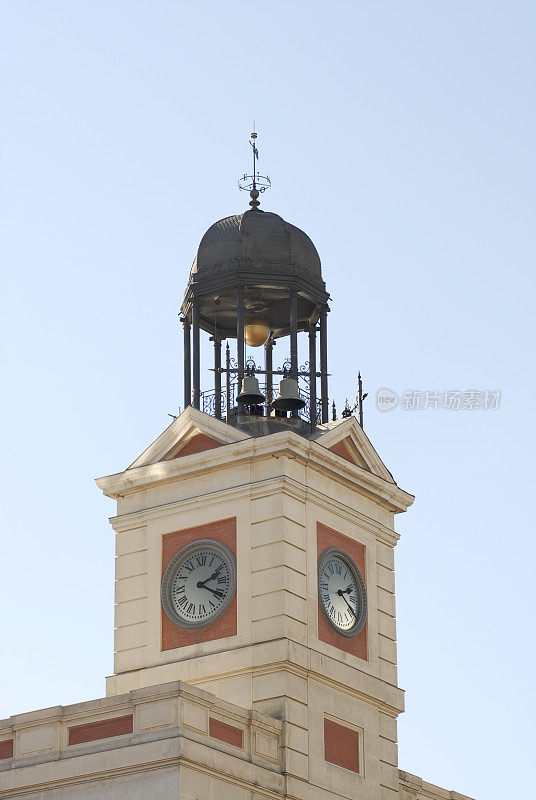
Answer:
[0,681,284,798]
[398,770,476,800]
[108,641,405,717]
[107,474,399,546]
[97,430,413,514]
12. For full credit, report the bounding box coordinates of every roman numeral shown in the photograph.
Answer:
[200,604,206,614]
[187,603,195,615]
[175,585,185,594]
[196,555,207,566]
[178,596,188,607]
[217,576,227,584]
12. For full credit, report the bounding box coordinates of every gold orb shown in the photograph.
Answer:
[244,315,270,347]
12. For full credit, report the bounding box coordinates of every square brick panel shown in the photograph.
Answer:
[324,717,359,773]
[161,517,237,650]
[317,522,367,660]
[0,740,13,760]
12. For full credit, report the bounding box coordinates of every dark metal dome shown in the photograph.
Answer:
[190,208,323,289]
[179,198,331,425]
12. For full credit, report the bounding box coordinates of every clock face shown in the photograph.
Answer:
[161,539,236,629]
[318,547,367,637]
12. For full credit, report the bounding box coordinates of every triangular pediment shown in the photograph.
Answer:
[310,416,395,484]
[127,407,250,470]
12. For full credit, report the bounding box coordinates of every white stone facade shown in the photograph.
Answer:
[0,409,475,799]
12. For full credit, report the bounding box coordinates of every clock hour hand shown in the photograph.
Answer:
[337,589,357,618]
[196,565,223,589]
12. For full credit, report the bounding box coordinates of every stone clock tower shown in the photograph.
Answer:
[0,175,474,800]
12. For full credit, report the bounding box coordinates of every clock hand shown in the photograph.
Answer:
[196,565,223,589]
[337,589,357,618]
[203,585,224,599]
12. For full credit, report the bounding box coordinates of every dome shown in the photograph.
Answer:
[189,208,324,289]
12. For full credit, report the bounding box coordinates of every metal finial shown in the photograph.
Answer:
[238,127,271,208]
[357,372,368,429]
[342,372,368,428]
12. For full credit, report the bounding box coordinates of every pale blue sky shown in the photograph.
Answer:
[1,3,534,798]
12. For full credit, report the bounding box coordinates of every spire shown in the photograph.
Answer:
[238,126,271,208]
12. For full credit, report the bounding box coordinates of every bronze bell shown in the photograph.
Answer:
[271,378,306,411]
[236,375,266,405]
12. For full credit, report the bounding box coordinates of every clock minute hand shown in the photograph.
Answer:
[203,585,224,599]
[337,589,357,618]
[196,566,223,589]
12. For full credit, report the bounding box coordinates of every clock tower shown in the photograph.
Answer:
[0,142,475,800]
[96,170,418,800]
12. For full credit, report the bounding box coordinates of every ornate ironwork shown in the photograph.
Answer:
[200,376,321,425]
[275,357,292,376]
[339,372,368,429]
[245,355,257,374]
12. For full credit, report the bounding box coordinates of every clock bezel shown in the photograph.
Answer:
[317,546,367,637]
[161,539,237,630]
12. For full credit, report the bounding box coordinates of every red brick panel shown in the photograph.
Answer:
[68,715,133,746]
[317,522,368,660]
[209,717,244,748]
[174,433,222,458]
[161,517,237,651]
[324,717,359,773]
[0,739,13,760]
[329,440,358,465]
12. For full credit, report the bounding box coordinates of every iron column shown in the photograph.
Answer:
[265,338,273,407]
[225,343,231,421]
[192,300,200,410]
[289,286,299,418]
[214,337,222,419]
[320,306,328,423]
[182,316,191,411]
[308,322,317,425]
[236,285,245,414]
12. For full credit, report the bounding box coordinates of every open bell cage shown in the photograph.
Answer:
[180,276,331,427]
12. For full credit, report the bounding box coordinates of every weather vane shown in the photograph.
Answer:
[238,125,271,208]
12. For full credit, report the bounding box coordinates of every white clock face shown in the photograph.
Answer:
[161,540,236,629]
[318,547,367,637]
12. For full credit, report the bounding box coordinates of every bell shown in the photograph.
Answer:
[236,375,265,405]
[271,378,306,411]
